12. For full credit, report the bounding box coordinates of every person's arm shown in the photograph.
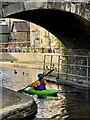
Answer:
[29,80,40,88]
[44,80,48,85]
[29,83,35,88]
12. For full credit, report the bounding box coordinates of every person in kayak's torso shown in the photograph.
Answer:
[29,73,47,90]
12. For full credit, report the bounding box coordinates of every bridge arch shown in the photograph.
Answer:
[5,8,90,50]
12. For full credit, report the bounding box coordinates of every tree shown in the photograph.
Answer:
[56,38,67,55]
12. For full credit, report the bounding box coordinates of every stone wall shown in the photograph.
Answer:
[2,2,90,20]
[0,53,60,62]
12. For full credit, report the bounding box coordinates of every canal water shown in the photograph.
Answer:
[0,66,90,119]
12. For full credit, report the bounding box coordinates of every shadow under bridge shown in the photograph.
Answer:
[6,9,90,50]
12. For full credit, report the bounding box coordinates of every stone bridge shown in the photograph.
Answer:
[0,1,90,50]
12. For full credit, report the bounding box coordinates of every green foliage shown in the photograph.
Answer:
[43,35,49,38]
[55,38,67,55]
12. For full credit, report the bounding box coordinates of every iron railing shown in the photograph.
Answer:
[43,54,90,88]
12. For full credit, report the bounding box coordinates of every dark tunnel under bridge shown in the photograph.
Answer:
[5,9,90,51]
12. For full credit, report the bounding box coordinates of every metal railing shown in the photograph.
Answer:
[43,54,90,88]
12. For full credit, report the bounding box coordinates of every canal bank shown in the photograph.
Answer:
[0,61,43,70]
[45,75,90,90]
[0,87,37,120]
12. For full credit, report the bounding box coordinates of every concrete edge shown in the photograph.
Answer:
[0,87,37,120]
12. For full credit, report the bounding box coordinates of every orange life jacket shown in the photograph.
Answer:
[29,79,47,90]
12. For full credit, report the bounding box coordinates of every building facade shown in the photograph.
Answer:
[0,18,64,53]
[0,21,9,52]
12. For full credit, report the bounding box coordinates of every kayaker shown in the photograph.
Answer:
[29,73,47,90]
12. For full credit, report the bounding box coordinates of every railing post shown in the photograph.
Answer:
[50,55,53,76]
[43,55,46,71]
[57,55,60,79]
[66,55,69,80]
[87,56,89,87]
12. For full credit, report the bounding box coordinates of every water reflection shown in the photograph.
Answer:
[0,66,90,119]
[34,97,64,118]
[60,86,90,120]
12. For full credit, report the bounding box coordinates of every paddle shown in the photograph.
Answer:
[17,68,55,93]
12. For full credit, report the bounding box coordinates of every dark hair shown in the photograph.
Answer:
[38,73,44,80]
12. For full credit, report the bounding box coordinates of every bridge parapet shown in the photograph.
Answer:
[1,1,90,20]
[2,2,24,17]
[47,2,90,19]
[1,2,47,17]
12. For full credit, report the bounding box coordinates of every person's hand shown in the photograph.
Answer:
[24,86,32,91]
[34,85,38,90]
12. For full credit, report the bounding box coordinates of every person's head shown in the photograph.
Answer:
[38,73,44,80]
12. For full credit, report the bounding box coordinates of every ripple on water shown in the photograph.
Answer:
[33,93,66,119]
